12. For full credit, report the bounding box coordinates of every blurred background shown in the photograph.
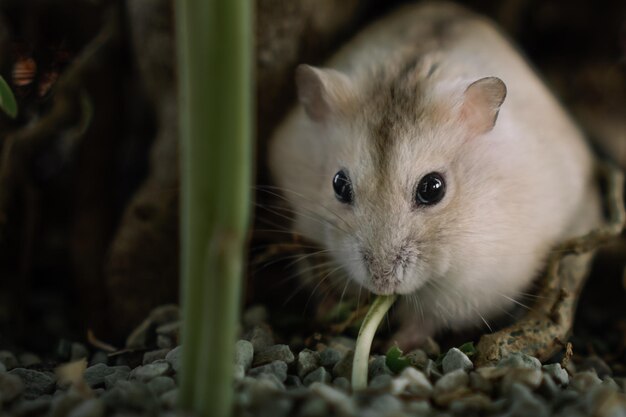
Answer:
[0,0,624,360]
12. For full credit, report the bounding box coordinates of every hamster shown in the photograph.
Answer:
[267,1,602,342]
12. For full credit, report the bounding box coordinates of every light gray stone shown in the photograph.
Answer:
[401,367,433,397]
[103,366,130,390]
[508,382,549,417]
[319,348,342,368]
[368,355,393,379]
[569,371,602,393]
[249,360,288,382]
[303,367,332,386]
[235,340,254,371]
[84,364,130,388]
[442,348,473,374]
[543,363,569,386]
[369,374,393,389]
[297,349,320,379]
[147,376,176,396]
[142,348,170,365]
[164,346,182,373]
[253,344,294,367]
[246,325,274,352]
[497,352,541,370]
[434,369,469,395]
[8,368,56,399]
[129,359,171,382]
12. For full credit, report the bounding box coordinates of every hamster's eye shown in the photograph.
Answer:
[416,172,446,205]
[333,170,353,204]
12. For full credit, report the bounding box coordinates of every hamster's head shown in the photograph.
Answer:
[279,63,507,296]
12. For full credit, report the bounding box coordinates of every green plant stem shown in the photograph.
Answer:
[175,1,252,416]
[352,295,397,390]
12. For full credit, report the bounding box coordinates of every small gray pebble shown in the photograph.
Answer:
[332,350,354,380]
[243,305,269,327]
[253,344,294,367]
[101,380,158,413]
[507,382,549,417]
[405,400,432,414]
[70,343,89,361]
[249,360,288,382]
[142,348,170,365]
[542,363,569,386]
[423,359,441,379]
[497,352,541,370]
[303,366,332,386]
[67,398,105,417]
[332,377,350,392]
[538,373,560,399]
[319,348,342,368]
[103,366,131,390]
[434,369,469,394]
[235,340,254,371]
[569,371,602,393]
[89,351,109,366]
[84,364,130,388]
[234,364,245,381]
[246,325,275,352]
[368,355,393,379]
[298,397,329,417]
[129,360,171,382]
[19,352,42,367]
[147,376,177,396]
[442,348,473,374]
[0,351,18,370]
[9,368,56,399]
[160,388,178,409]
[0,371,24,403]
[297,349,320,379]
[256,373,286,390]
[401,367,433,397]
[369,374,393,390]
[370,394,403,413]
[309,382,356,416]
[470,371,493,394]
[502,368,543,393]
[165,346,182,373]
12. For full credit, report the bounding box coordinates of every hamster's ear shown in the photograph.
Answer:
[296,64,353,123]
[460,77,507,134]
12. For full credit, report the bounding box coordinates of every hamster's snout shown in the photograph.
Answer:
[360,244,419,295]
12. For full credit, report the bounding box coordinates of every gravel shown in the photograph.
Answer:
[2,305,626,417]
[8,369,56,399]
[442,347,473,373]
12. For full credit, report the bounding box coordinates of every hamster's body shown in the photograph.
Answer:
[268,2,601,340]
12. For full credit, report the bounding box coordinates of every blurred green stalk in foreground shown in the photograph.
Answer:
[175,1,252,416]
